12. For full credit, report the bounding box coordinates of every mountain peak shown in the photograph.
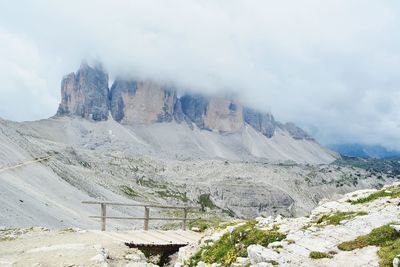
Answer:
[56,63,316,140]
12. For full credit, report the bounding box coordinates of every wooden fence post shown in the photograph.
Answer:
[144,207,150,231]
[101,203,107,231]
[182,208,188,230]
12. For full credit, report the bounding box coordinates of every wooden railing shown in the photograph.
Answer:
[82,201,198,231]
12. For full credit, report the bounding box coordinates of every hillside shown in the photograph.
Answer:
[0,115,395,229]
[178,182,400,267]
[2,183,400,266]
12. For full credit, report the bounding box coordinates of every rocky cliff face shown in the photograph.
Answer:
[203,97,244,133]
[243,107,276,138]
[180,94,244,133]
[57,63,109,121]
[110,79,176,124]
[56,63,316,140]
[278,122,314,140]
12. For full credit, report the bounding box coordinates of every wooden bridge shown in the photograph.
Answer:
[82,201,198,231]
[82,200,204,257]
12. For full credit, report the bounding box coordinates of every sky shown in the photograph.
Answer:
[0,0,399,149]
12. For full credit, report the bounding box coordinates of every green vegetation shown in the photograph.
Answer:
[334,157,400,177]
[0,236,16,242]
[120,185,141,198]
[78,160,91,168]
[351,187,400,204]
[156,190,188,202]
[60,227,77,233]
[338,224,400,266]
[135,177,188,202]
[302,211,368,230]
[198,194,218,211]
[315,211,368,226]
[188,218,222,232]
[378,239,400,267]
[187,220,286,266]
[136,177,167,189]
[0,227,34,242]
[309,251,333,259]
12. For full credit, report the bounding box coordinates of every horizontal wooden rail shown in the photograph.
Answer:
[82,201,199,231]
[89,216,197,221]
[82,201,197,210]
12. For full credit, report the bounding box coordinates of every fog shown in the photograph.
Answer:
[0,0,399,148]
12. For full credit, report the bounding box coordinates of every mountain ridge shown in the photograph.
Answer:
[56,63,316,142]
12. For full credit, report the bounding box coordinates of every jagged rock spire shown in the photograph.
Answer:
[57,63,109,121]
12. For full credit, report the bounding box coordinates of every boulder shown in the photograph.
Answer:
[247,245,280,264]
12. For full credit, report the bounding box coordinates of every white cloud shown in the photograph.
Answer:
[0,0,399,148]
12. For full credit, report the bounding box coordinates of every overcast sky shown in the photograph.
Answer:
[0,0,399,149]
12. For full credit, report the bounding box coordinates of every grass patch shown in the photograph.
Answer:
[315,211,368,226]
[137,177,167,189]
[351,187,400,205]
[378,238,400,267]
[0,227,34,242]
[188,218,222,232]
[338,224,400,266]
[198,194,218,211]
[60,227,77,233]
[187,220,286,266]
[156,190,188,202]
[120,185,141,198]
[309,251,333,259]
[302,211,368,230]
[0,236,16,242]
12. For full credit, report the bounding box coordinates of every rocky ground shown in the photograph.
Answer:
[0,227,157,267]
[0,116,397,229]
[178,182,400,267]
[2,183,400,266]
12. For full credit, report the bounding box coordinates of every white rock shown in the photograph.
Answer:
[126,263,158,267]
[236,257,250,265]
[393,255,400,267]
[90,253,106,263]
[197,261,207,267]
[251,262,274,267]
[390,225,400,233]
[125,253,146,262]
[247,245,280,264]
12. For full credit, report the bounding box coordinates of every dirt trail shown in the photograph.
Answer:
[0,228,151,267]
[0,156,51,174]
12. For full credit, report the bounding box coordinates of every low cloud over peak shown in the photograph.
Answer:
[0,0,399,149]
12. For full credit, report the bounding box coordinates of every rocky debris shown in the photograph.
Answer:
[90,244,109,265]
[57,62,109,121]
[277,122,314,140]
[179,182,400,266]
[110,79,177,124]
